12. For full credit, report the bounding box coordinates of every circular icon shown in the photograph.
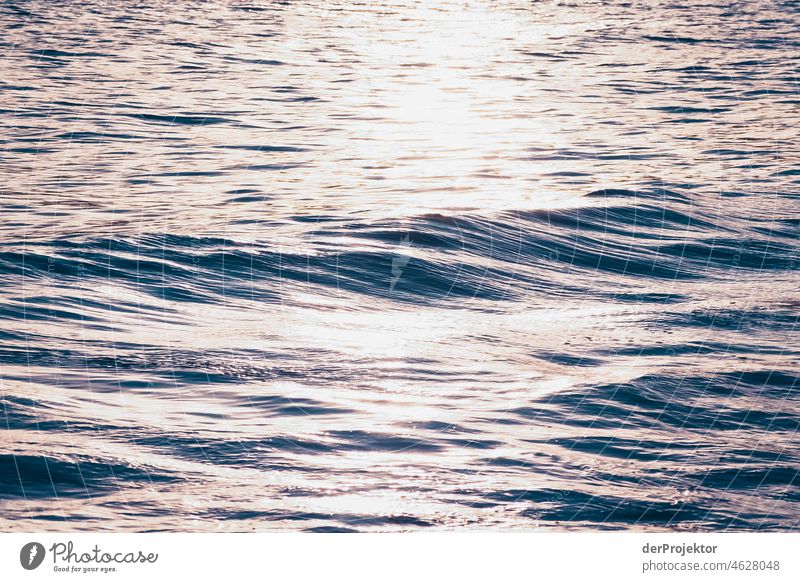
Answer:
[20,542,46,570]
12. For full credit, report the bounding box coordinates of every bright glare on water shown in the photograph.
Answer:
[1,0,798,531]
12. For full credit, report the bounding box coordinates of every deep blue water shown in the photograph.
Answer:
[1,0,799,531]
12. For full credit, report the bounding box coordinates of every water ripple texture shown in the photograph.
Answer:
[0,0,798,531]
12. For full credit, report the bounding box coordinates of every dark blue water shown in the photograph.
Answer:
[1,0,798,531]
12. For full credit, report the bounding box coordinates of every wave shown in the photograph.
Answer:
[2,191,795,312]
[0,454,175,500]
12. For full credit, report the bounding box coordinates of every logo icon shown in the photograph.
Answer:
[20,542,46,570]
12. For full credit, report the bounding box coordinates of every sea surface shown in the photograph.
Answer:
[1,0,799,531]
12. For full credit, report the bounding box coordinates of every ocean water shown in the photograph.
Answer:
[1,0,798,532]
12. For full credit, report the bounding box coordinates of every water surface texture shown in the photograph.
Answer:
[1,0,799,531]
